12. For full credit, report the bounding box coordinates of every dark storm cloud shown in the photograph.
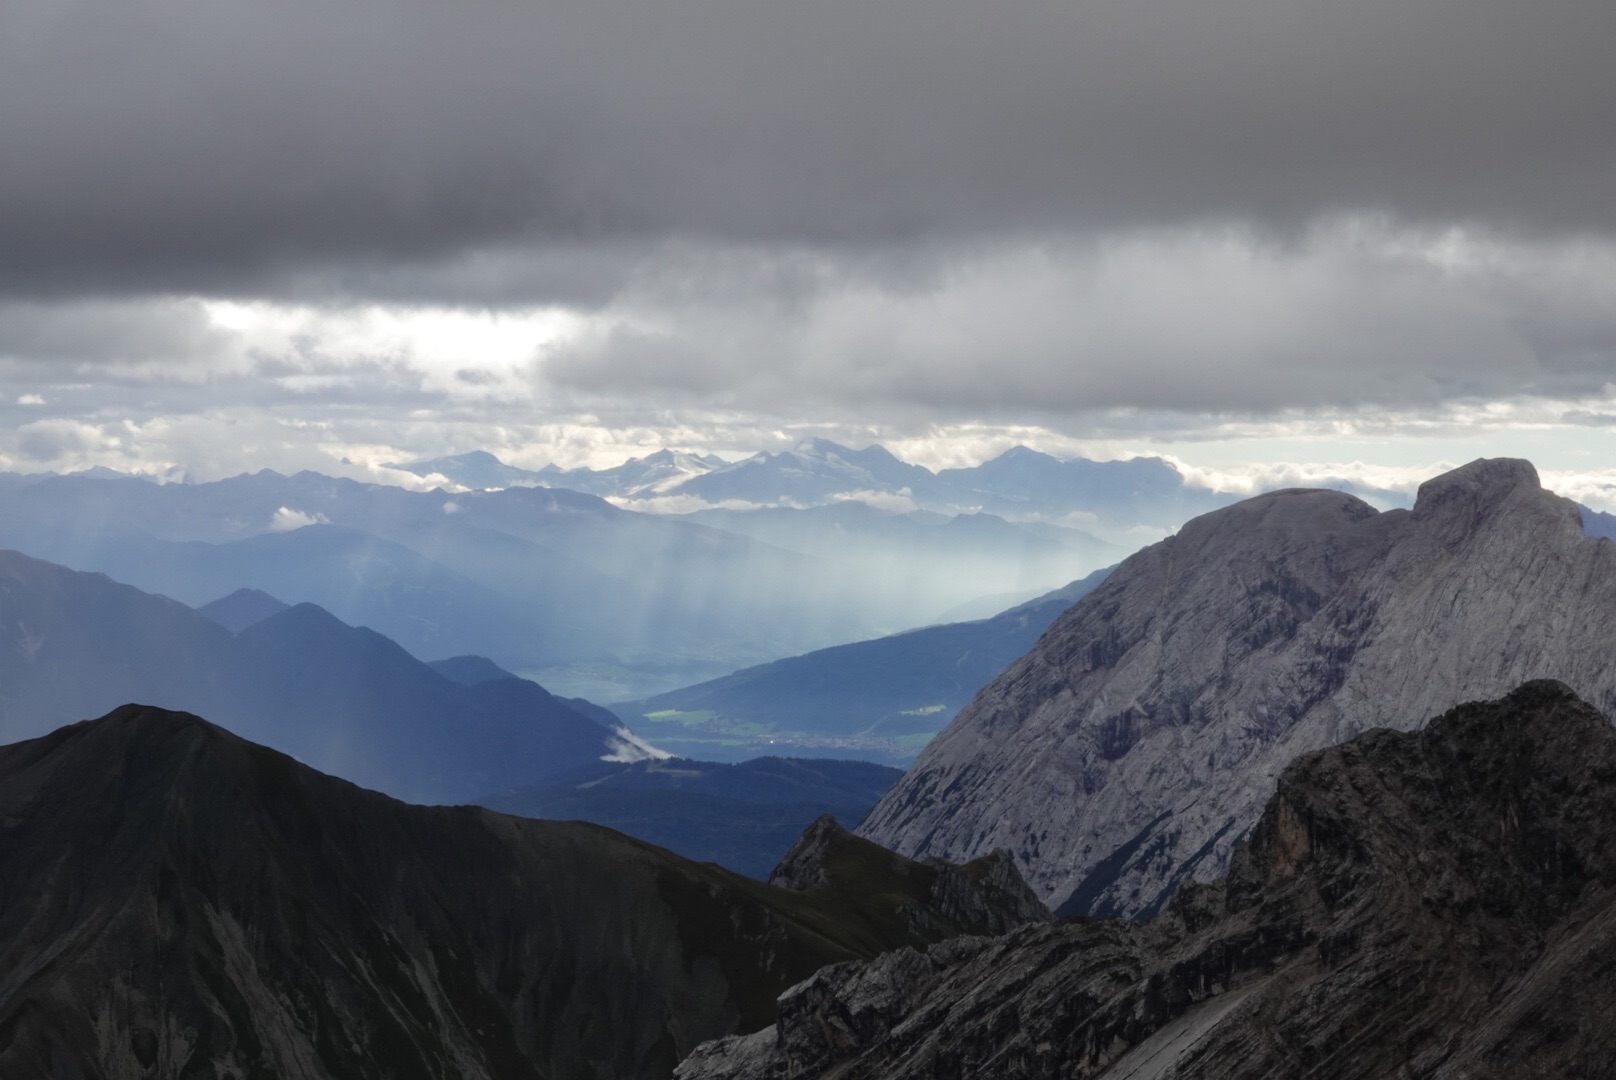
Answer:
[3,0,1613,299]
[15,419,100,462]
[543,226,1616,414]
[0,297,226,366]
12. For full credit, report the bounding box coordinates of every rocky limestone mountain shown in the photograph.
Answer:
[860,458,1616,919]
[0,705,1039,1079]
[680,681,1616,1079]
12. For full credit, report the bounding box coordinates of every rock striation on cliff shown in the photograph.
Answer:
[861,458,1616,917]
[681,681,1616,1079]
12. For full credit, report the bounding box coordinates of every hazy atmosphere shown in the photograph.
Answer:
[10,3,1616,1075]
[4,0,1616,505]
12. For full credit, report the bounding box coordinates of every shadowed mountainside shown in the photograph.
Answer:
[682,681,1616,1079]
[0,549,634,803]
[0,706,1046,1080]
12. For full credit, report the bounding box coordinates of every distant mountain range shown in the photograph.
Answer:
[0,704,1043,1079]
[393,438,1234,537]
[2,549,908,866]
[0,442,1444,710]
[862,458,1616,919]
[617,569,1113,763]
[0,549,643,803]
[0,464,1121,698]
[391,447,730,497]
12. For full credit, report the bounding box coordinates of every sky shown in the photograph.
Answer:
[3,0,1616,505]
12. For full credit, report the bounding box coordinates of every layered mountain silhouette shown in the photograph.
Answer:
[0,706,1043,1079]
[0,472,785,686]
[620,569,1112,762]
[393,440,1231,532]
[0,549,638,803]
[862,458,1616,918]
[0,466,1113,699]
[197,586,291,632]
[428,652,529,686]
[683,682,1616,1079]
[1,551,910,864]
[671,439,939,506]
[389,447,728,497]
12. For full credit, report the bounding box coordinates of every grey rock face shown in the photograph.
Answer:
[681,682,1616,1080]
[924,850,1052,935]
[768,813,845,890]
[861,458,1616,918]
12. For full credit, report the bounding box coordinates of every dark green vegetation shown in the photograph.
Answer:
[0,549,626,803]
[680,681,1616,1079]
[481,757,903,878]
[0,706,1044,1080]
[620,569,1111,762]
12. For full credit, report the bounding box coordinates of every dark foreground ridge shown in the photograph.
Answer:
[0,706,1046,1079]
[680,681,1616,1079]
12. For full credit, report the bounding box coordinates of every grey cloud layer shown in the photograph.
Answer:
[543,227,1616,413]
[4,0,1614,298]
[6,223,1616,430]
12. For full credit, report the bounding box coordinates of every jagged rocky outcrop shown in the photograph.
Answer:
[0,706,1021,1080]
[680,681,1616,1079]
[767,815,1051,937]
[861,458,1616,918]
